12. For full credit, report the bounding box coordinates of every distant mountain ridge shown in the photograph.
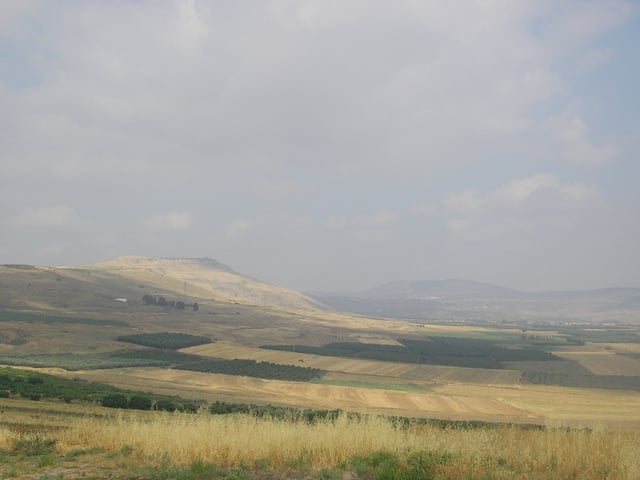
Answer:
[359,279,521,300]
[310,279,640,324]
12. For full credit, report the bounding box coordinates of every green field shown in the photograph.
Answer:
[262,336,562,369]
[0,310,127,327]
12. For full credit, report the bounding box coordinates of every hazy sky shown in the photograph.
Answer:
[1,0,639,292]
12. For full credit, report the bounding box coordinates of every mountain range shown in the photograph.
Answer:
[1,257,638,324]
[309,279,640,324]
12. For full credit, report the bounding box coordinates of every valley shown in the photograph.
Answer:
[1,257,639,430]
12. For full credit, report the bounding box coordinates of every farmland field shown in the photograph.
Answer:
[555,351,640,375]
[62,365,640,428]
[2,300,640,429]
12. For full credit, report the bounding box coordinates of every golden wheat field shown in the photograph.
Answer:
[63,366,640,428]
[1,399,640,480]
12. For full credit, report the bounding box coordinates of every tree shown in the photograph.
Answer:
[129,395,152,410]
[157,296,167,306]
[142,294,156,305]
[155,399,177,412]
[176,301,185,310]
[102,394,129,409]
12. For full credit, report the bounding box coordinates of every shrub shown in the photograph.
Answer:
[179,403,199,413]
[12,437,57,456]
[101,393,129,409]
[155,399,177,412]
[129,395,152,410]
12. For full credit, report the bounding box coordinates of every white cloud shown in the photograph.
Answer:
[443,174,597,217]
[13,205,83,230]
[551,114,617,165]
[0,1,637,291]
[143,212,192,232]
[488,174,560,205]
[225,219,252,239]
[442,191,483,216]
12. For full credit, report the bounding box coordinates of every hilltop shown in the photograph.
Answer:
[0,256,325,313]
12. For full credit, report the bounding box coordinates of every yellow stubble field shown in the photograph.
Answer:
[67,365,640,429]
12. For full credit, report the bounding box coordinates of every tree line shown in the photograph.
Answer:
[142,295,198,311]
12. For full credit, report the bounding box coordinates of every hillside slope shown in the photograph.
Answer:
[94,256,324,311]
[0,256,325,313]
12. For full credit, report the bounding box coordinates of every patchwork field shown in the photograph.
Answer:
[555,348,640,376]
[184,342,418,377]
[2,260,640,431]
[59,365,640,429]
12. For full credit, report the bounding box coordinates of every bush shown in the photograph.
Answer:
[155,399,177,412]
[179,403,199,413]
[101,393,129,409]
[129,395,152,410]
[12,437,57,456]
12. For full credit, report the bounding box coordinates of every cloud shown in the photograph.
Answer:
[143,212,192,232]
[551,114,617,165]
[13,205,83,230]
[0,1,637,291]
[0,0,36,33]
[443,174,597,217]
[224,219,252,239]
[0,0,627,186]
[489,174,561,205]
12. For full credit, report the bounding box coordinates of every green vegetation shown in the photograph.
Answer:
[179,358,324,381]
[561,328,640,344]
[0,352,168,370]
[263,336,561,369]
[112,348,325,381]
[0,366,200,410]
[0,347,325,381]
[141,295,197,311]
[0,310,127,327]
[111,348,199,365]
[117,332,213,350]
[208,401,343,422]
[347,450,456,480]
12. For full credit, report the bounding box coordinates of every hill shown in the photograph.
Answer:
[0,256,325,313]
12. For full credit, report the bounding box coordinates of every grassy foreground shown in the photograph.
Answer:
[1,404,639,479]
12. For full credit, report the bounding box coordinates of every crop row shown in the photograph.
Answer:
[262,336,561,369]
[116,332,213,350]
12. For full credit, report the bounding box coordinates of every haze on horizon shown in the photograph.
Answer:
[1,1,639,294]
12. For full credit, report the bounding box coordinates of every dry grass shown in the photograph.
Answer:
[2,398,640,479]
[1,410,635,479]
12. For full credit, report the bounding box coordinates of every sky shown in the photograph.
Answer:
[1,0,639,293]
